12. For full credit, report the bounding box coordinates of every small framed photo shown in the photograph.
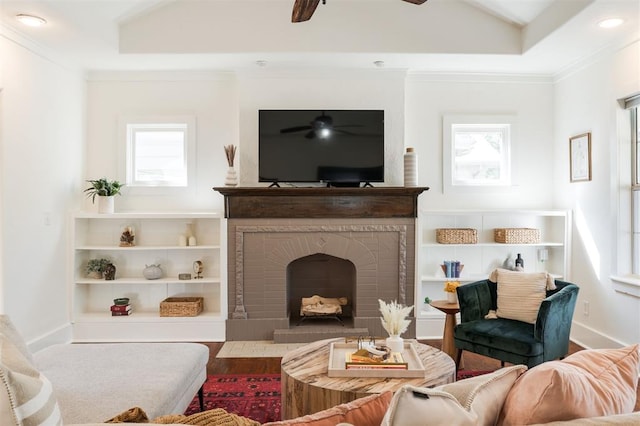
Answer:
[570,132,591,182]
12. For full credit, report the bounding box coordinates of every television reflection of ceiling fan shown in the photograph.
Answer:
[292,0,428,23]
[279,111,361,139]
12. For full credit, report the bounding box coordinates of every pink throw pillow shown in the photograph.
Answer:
[498,344,640,425]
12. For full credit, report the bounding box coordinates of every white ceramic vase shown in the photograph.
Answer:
[98,196,114,214]
[225,166,238,187]
[446,291,458,304]
[403,147,418,187]
[385,335,404,353]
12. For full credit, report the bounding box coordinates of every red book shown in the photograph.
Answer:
[110,304,131,312]
[111,310,133,316]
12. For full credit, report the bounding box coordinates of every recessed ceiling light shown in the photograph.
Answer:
[373,60,385,68]
[16,14,47,27]
[598,18,624,29]
[255,60,267,67]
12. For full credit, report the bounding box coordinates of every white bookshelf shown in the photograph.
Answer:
[70,211,226,342]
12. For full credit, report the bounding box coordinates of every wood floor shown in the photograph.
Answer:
[203,339,586,375]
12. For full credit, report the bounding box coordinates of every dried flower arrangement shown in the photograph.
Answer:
[378,299,414,336]
[224,144,237,167]
[444,281,460,293]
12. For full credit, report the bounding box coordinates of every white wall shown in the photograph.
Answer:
[0,27,85,344]
[85,71,239,212]
[553,40,640,348]
[405,74,555,209]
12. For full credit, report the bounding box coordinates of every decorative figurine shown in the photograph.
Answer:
[104,263,116,280]
[120,226,135,247]
[193,260,203,279]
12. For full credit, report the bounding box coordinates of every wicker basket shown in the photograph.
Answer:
[160,297,203,317]
[494,228,540,244]
[436,228,478,244]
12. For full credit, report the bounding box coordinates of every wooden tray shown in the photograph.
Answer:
[328,341,426,378]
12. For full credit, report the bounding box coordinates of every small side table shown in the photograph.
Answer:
[430,300,461,368]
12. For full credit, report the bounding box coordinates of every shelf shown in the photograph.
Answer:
[74,311,224,322]
[421,242,563,248]
[75,245,220,251]
[74,211,221,219]
[75,277,220,285]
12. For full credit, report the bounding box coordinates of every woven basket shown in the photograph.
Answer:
[494,228,540,244]
[436,228,478,244]
[160,297,203,317]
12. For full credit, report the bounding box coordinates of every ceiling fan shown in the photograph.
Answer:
[292,0,428,23]
[280,111,361,139]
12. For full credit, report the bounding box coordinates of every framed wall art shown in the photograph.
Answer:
[570,132,592,182]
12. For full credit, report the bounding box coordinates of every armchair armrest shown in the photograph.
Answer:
[535,281,580,359]
[457,280,497,323]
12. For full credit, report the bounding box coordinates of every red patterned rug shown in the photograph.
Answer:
[184,374,281,423]
[184,370,490,422]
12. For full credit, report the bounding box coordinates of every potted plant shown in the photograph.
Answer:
[84,178,123,213]
[86,258,112,279]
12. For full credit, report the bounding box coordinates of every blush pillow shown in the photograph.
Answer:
[264,391,392,426]
[498,344,640,425]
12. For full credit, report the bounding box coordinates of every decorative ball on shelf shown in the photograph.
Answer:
[143,264,163,280]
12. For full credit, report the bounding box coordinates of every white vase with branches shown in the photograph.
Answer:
[224,144,238,187]
[379,299,414,353]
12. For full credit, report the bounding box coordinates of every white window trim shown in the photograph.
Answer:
[442,114,518,194]
[117,115,196,196]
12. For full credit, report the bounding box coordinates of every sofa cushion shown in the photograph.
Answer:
[498,344,640,425]
[0,315,34,364]
[382,365,527,426]
[495,269,548,324]
[263,391,392,426]
[0,333,62,426]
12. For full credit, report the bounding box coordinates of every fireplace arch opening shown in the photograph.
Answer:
[287,253,355,326]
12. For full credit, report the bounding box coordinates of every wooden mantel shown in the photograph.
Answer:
[213,186,429,219]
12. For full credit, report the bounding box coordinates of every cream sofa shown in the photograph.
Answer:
[0,315,208,425]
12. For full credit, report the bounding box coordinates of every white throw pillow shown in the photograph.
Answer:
[0,334,62,426]
[382,365,527,426]
[495,269,548,324]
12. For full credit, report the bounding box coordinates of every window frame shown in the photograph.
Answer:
[442,114,517,194]
[117,115,196,196]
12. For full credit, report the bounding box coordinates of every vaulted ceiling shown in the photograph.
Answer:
[1,0,638,75]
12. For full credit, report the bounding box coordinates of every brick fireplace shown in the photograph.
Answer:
[214,187,427,341]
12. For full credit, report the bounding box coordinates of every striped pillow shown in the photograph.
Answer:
[495,269,547,324]
[0,334,62,426]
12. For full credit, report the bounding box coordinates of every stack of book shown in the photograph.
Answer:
[110,304,132,316]
[345,349,408,370]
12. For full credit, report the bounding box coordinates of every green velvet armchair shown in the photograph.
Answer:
[454,279,579,368]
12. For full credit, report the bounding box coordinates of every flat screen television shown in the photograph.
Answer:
[258,109,384,186]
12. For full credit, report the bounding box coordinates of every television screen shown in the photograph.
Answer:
[258,110,385,185]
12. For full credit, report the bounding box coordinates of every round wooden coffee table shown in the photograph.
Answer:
[280,338,456,419]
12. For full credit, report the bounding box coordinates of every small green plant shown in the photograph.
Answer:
[84,178,124,203]
[86,258,112,275]
[424,296,432,304]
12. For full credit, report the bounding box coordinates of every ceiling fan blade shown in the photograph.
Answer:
[281,125,312,134]
[292,0,321,23]
[402,0,428,4]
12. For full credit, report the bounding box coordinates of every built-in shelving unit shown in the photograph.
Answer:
[70,212,226,342]
[415,209,571,338]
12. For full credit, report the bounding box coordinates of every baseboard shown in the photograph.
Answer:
[570,320,630,350]
[26,322,73,353]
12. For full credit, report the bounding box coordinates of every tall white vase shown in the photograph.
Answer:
[97,196,114,214]
[404,147,418,187]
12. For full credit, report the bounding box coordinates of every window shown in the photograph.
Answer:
[118,116,196,193]
[443,115,516,193]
